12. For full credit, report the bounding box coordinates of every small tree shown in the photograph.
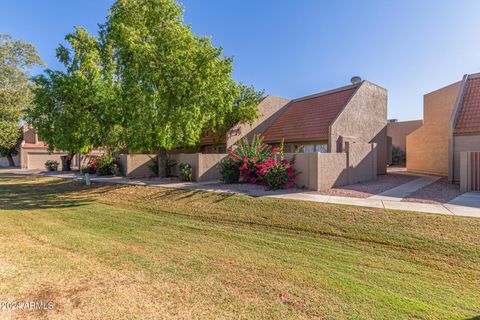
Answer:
[26,28,115,164]
[0,35,43,166]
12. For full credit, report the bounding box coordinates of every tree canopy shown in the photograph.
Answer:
[0,34,43,165]
[27,28,114,157]
[27,0,263,159]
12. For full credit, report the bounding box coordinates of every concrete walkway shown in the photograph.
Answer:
[2,169,479,218]
[368,175,440,201]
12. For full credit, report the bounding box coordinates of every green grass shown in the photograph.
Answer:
[0,173,479,319]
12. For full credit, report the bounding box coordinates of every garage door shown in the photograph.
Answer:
[27,153,65,170]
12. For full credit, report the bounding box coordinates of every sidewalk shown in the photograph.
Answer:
[368,175,440,201]
[2,169,479,218]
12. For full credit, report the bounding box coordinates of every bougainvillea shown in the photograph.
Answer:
[220,136,297,189]
[263,159,296,190]
[82,158,98,174]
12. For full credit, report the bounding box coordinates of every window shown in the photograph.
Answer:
[303,144,328,153]
[316,144,328,153]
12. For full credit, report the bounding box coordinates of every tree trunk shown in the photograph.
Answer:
[61,152,75,171]
[158,148,167,178]
[67,152,75,162]
[6,155,15,167]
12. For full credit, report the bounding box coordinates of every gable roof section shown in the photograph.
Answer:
[201,95,290,146]
[261,84,359,143]
[455,75,480,134]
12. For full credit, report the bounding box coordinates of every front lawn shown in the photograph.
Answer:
[0,174,479,319]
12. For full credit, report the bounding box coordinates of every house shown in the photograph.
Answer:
[200,95,290,153]
[19,125,75,170]
[407,73,480,182]
[192,79,388,189]
[387,119,423,165]
[202,79,389,176]
[259,80,388,175]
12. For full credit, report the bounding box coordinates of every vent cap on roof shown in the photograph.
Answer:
[351,76,362,85]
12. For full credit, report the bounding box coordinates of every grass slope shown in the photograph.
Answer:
[0,174,479,319]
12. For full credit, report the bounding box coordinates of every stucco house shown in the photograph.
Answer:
[407,72,480,182]
[20,125,106,170]
[19,125,79,170]
[203,79,388,175]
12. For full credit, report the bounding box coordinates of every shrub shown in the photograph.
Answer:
[263,159,296,190]
[392,146,406,166]
[221,135,273,184]
[178,163,193,181]
[96,154,116,176]
[81,158,97,174]
[234,135,272,161]
[44,160,59,171]
[219,155,241,184]
[219,136,298,189]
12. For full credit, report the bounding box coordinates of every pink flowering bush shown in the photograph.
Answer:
[219,136,298,189]
[81,157,98,174]
[263,159,296,190]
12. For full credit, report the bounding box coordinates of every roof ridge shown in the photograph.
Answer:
[466,72,480,79]
[292,83,360,103]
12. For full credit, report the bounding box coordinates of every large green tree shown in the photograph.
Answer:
[27,28,116,162]
[102,0,263,161]
[28,0,263,173]
[0,35,43,166]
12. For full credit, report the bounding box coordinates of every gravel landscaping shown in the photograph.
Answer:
[403,178,464,204]
[315,172,419,198]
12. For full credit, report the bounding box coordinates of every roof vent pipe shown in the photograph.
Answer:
[351,76,362,85]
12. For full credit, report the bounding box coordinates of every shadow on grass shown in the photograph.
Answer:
[140,187,238,203]
[0,175,122,211]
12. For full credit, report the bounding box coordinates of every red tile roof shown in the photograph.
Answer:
[201,130,225,146]
[261,85,358,143]
[455,77,480,134]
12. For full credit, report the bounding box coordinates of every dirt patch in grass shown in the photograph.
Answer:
[403,178,464,204]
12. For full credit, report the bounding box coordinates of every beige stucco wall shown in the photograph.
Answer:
[287,152,348,191]
[21,149,79,170]
[453,134,480,182]
[285,141,377,191]
[171,153,226,182]
[119,154,157,178]
[387,120,423,152]
[345,142,378,185]
[170,153,199,177]
[21,148,104,170]
[0,155,19,167]
[329,81,388,175]
[317,153,349,190]
[407,81,461,176]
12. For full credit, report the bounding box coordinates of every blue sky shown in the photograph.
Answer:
[2,0,480,121]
